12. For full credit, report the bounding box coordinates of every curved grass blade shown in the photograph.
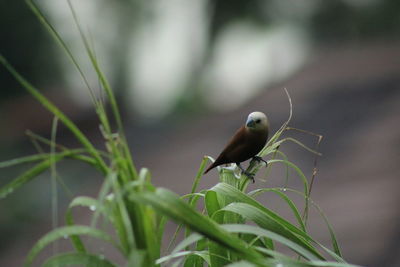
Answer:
[261,88,293,152]
[183,254,208,267]
[167,192,206,253]
[25,0,96,102]
[42,252,116,267]
[128,188,267,265]
[156,251,211,265]
[0,149,101,199]
[210,183,310,241]
[205,189,230,266]
[0,149,99,173]
[265,159,309,195]
[0,156,62,199]
[25,225,121,267]
[275,188,344,261]
[65,196,111,252]
[225,261,256,267]
[254,247,359,267]
[219,202,324,260]
[107,172,136,255]
[65,0,123,132]
[305,261,360,267]
[0,54,108,173]
[249,188,306,232]
[190,156,209,199]
[171,233,203,255]
[273,137,322,156]
[222,224,320,261]
[0,153,63,169]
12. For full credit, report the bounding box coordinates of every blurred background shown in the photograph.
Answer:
[1,0,400,266]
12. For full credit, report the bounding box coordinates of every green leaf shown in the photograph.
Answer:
[204,190,230,266]
[0,160,51,199]
[157,251,210,265]
[222,224,320,261]
[225,261,256,267]
[126,250,148,267]
[210,183,311,241]
[0,153,58,169]
[205,191,221,218]
[272,188,345,261]
[42,252,116,267]
[219,202,323,259]
[190,156,209,200]
[0,54,108,173]
[183,254,208,267]
[25,225,120,266]
[65,196,110,253]
[266,159,309,196]
[249,188,306,232]
[107,172,136,255]
[129,188,267,265]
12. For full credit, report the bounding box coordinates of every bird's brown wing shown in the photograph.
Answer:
[204,126,247,173]
[218,126,248,162]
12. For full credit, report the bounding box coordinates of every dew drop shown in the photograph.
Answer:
[89,205,96,211]
[282,188,287,192]
[63,234,69,239]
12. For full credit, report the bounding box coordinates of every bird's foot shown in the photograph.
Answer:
[237,163,255,183]
[252,156,268,166]
[242,171,255,183]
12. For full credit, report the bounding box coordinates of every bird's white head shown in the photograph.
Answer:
[245,111,269,131]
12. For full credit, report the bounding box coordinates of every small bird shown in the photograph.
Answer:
[204,111,269,182]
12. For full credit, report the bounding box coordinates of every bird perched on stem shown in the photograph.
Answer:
[204,111,270,182]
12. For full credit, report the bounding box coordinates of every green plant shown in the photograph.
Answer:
[0,1,359,266]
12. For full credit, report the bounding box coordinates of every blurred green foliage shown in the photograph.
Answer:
[311,0,400,41]
[1,0,400,107]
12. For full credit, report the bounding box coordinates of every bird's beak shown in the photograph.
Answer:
[246,118,256,128]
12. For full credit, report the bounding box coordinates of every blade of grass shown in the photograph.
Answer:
[42,252,116,267]
[50,117,59,255]
[249,188,306,232]
[157,251,211,265]
[107,172,136,255]
[222,224,320,261]
[211,183,310,241]
[218,202,324,259]
[189,156,209,202]
[65,196,112,253]
[25,225,121,267]
[275,188,344,260]
[25,0,97,101]
[0,152,69,199]
[0,54,108,174]
[128,188,267,265]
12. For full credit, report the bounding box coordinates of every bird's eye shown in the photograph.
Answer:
[256,119,261,123]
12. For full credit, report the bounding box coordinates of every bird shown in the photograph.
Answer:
[204,111,270,182]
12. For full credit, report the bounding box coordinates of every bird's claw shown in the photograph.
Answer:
[237,163,255,183]
[252,156,268,166]
[241,170,255,183]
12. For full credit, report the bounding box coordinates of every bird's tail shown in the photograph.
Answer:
[204,162,216,174]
